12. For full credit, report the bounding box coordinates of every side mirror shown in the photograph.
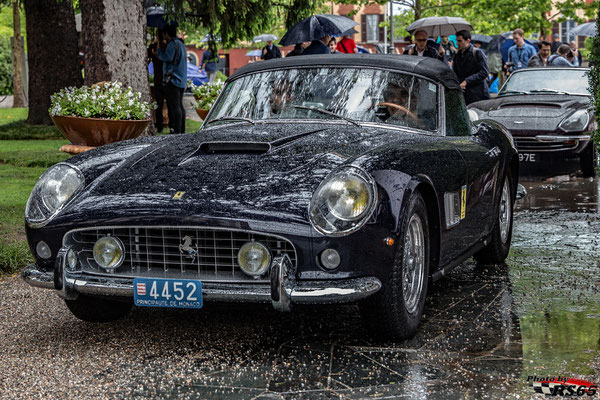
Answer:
[515,184,527,201]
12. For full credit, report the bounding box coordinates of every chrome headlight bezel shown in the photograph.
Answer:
[558,110,590,132]
[309,166,377,237]
[25,163,85,228]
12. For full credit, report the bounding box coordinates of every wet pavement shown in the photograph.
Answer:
[1,177,599,399]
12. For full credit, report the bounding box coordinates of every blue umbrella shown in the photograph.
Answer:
[148,61,208,86]
[279,14,358,46]
[500,38,537,62]
[356,46,369,54]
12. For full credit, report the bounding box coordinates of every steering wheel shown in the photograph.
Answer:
[378,102,420,125]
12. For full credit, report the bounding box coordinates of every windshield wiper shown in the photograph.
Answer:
[499,90,529,96]
[529,88,571,95]
[291,105,362,127]
[205,116,255,125]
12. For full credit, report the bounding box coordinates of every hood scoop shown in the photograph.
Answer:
[199,141,271,154]
[178,141,271,166]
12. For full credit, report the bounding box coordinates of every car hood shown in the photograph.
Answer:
[469,94,591,134]
[62,122,409,225]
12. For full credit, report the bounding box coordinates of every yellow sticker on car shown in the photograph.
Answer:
[460,185,466,219]
[173,191,185,200]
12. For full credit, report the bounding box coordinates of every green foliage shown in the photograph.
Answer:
[190,80,224,109]
[589,16,600,152]
[49,82,154,120]
[0,35,12,95]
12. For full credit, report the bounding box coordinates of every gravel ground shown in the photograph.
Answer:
[1,180,599,399]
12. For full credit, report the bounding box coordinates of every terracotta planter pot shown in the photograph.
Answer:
[51,115,151,147]
[196,108,209,120]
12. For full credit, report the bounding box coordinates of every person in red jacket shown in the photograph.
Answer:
[336,34,358,54]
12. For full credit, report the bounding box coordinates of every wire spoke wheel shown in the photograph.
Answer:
[499,179,511,244]
[402,213,425,314]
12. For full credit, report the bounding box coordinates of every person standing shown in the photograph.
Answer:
[148,31,165,132]
[551,33,563,54]
[570,41,582,66]
[403,30,444,61]
[201,48,218,83]
[507,29,537,71]
[336,34,358,54]
[548,44,575,66]
[453,30,490,105]
[527,41,551,67]
[286,43,305,57]
[157,24,187,134]
[328,38,342,54]
[440,36,457,66]
[302,36,332,55]
[261,40,282,60]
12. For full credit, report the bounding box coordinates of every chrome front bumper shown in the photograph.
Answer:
[22,254,381,312]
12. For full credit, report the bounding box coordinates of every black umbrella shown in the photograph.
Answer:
[471,33,493,44]
[147,6,178,29]
[279,14,358,46]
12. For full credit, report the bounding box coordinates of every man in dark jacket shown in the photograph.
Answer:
[453,30,490,105]
[527,41,551,67]
[302,36,332,55]
[261,40,282,60]
[403,30,444,61]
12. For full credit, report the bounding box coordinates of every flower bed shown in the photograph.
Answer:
[190,81,225,111]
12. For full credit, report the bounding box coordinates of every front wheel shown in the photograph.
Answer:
[359,191,429,341]
[474,173,514,264]
[64,295,132,322]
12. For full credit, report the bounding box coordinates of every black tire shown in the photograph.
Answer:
[65,295,132,322]
[359,191,429,341]
[580,144,598,178]
[474,173,514,265]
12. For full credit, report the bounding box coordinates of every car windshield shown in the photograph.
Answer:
[207,67,439,131]
[499,69,590,96]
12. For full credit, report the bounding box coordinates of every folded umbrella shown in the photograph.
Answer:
[279,14,358,46]
[406,16,472,37]
[253,34,278,43]
[569,22,597,37]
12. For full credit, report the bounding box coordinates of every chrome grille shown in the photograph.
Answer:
[64,227,297,282]
[514,136,579,152]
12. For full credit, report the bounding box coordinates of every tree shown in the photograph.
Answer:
[11,0,25,107]
[23,0,81,124]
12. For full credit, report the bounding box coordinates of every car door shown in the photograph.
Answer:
[443,89,500,261]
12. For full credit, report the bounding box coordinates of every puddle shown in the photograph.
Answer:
[516,176,599,213]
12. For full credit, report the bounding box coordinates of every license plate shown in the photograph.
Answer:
[518,153,537,163]
[133,278,203,309]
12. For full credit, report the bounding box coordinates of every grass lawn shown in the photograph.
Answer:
[0,108,202,275]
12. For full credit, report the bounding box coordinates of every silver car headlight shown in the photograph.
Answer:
[558,110,589,132]
[25,163,84,228]
[467,109,481,122]
[309,167,377,236]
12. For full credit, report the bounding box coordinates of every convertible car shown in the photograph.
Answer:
[23,55,518,340]
[468,67,597,177]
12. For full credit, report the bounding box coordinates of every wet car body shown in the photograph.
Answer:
[468,67,596,176]
[23,55,518,339]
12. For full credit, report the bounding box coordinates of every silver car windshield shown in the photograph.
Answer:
[500,69,590,96]
[207,68,439,131]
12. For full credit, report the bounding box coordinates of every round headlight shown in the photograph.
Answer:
[93,236,125,270]
[66,248,78,271]
[25,163,84,228]
[237,242,271,277]
[319,249,341,270]
[309,167,376,236]
[325,174,371,221]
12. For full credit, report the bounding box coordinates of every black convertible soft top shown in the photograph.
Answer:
[229,54,461,90]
